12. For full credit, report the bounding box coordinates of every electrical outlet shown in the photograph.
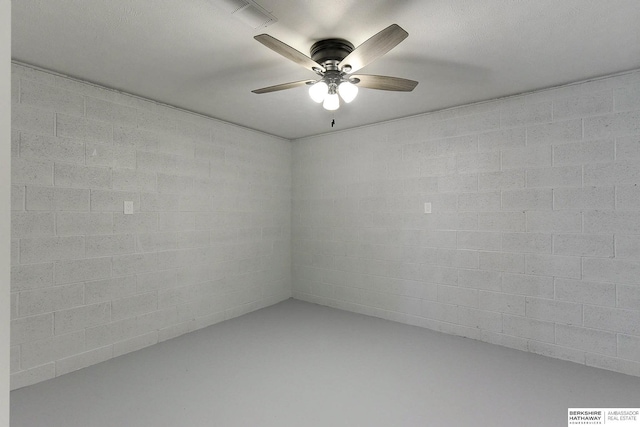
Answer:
[424,202,432,214]
[124,201,134,215]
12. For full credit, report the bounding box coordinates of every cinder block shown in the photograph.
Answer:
[502,273,554,298]
[420,230,457,249]
[502,314,554,342]
[586,353,640,377]
[525,297,582,325]
[135,232,177,253]
[617,285,640,310]
[479,290,525,315]
[12,185,25,211]
[437,285,478,308]
[420,300,458,323]
[436,135,477,156]
[20,330,85,369]
[502,232,551,254]
[618,334,640,363]
[584,211,640,234]
[525,253,581,279]
[478,252,524,273]
[456,152,500,174]
[502,188,552,211]
[526,166,582,188]
[553,234,613,257]
[458,192,501,212]
[500,101,552,127]
[553,139,614,166]
[85,96,138,127]
[402,140,437,160]
[435,249,478,269]
[136,270,178,293]
[11,313,53,344]
[20,236,85,263]
[19,79,85,116]
[85,234,135,257]
[478,128,526,152]
[10,346,19,373]
[20,133,85,164]
[616,235,640,259]
[11,240,19,266]
[54,257,112,285]
[177,157,210,179]
[26,186,90,212]
[478,212,525,232]
[55,345,113,376]
[419,156,456,177]
[616,135,640,161]
[86,141,136,169]
[584,305,640,336]
[179,194,212,212]
[12,158,53,186]
[157,173,193,194]
[85,318,137,350]
[56,212,113,236]
[437,174,477,193]
[90,189,140,212]
[177,230,209,249]
[112,169,156,192]
[11,263,54,292]
[614,84,640,112]
[54,163,111,189]
[195,141,224,162]
[527,341,585,364]
[555,278,615,306]
[553,187,614,211]
[526,211,582,233]
[113,332,158,358]
[56,113,112,143]
[111,292,158,321]
[457,307,502,332]
[526,119,582,145]
[140,193,180,212]
[553,90,613,120]
[12,104,55,135]
[587,161,640,186]
[502,145,552,170]
[458,269,502,291]
[478,170,525,191]
[137,151,179,174]
[85,275,137,304]
[54,302,111,335]
[12,211,54,238]
[583,258,640,285]
[10,363,55,391]
[457,231,501,251]
[584,111,640,139]
[616,184,640,210]
[113,212,158,233]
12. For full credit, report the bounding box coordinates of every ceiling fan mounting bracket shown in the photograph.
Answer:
[310,38,354,69]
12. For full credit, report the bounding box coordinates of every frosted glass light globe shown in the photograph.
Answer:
[338,81,358,103]
[309,81,328,103]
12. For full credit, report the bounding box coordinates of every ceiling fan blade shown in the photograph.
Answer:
[252,80,314,94]
[352,74,418,91]
[255,34,325,73]
[339,24,408,74]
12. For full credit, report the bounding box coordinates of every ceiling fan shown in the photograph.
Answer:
[252,24,418,111]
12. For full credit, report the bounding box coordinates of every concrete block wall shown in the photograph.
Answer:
[10,63,292,389]
[292,69,640,377]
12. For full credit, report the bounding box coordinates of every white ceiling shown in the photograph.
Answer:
[12,0,640,139]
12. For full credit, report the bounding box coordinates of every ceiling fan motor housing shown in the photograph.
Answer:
[310,39,354,70]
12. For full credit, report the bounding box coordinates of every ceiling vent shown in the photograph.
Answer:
[211,0,277,29]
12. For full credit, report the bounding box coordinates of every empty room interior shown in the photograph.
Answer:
[4,0,640,426]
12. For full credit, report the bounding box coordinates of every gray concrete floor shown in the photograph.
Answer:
[11,299,640,427]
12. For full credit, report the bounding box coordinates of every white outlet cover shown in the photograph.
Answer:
[124,201,134,215]
[424,202,432,214]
